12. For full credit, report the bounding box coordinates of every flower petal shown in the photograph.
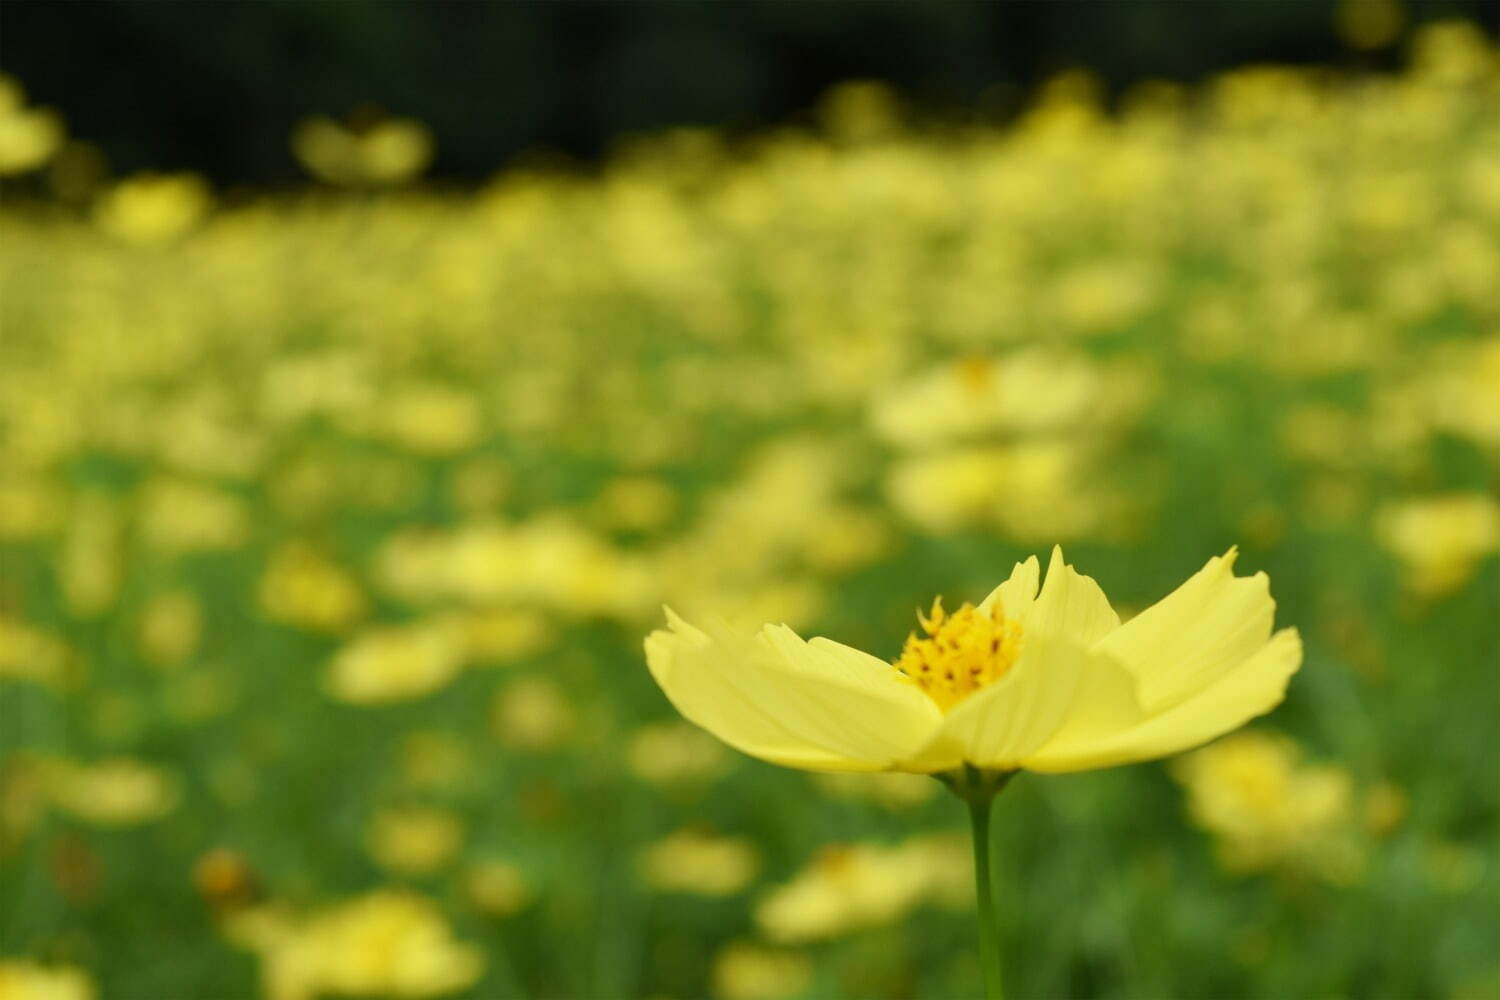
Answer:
[923,548,1113,769]
[1022,628,1302,773]
[1016,651,1144,767]
[644,608,941,772]
[1092,547,1275,712]
[978,554,1041,619]
[1023,546,1120,645]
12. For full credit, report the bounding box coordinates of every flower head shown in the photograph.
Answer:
[644,547,1301,774]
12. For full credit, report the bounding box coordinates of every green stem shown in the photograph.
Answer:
[967,787,1004,1000]
[940,766,1012,1000]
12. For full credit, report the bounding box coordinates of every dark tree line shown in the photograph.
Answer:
[2,0,1494,186]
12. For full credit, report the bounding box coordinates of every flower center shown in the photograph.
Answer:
[892,597,1023,712]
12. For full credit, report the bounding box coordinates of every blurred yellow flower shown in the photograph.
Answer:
[259,542,367,633]
[375,518,653,620]
[638,828,760,896]
[0,75,64,175]
[94,172,211,245]
[326,621,466,705]
[292,113,434,187]
[753,833,970,942]
[755,843,927,943]
[228,890,483,1000]
[0,960,96,1000]
[193,847,261,913]
[1049,259,1159,334]
[1411,20,1495,86]
[884,441,1115,538]
[647,547,1300,775]
[1172,730,1360,882]
[491,676,575,750]
[381,383,483,455]
[46,757,180,826]
[710,942,813,1000]
[463,859,533,917]
[1280,403,1366,467]
[595,475,679,532]
[0,477,62,540]
[0,619,72,690]
[137,478,251,554]
[368,806,465,876]
[447,457,510,515]
[58,489,124,618]
[801,507,890,574]
[870,350,1150,449]
[1422,336,1500,449]
[153,397,268,482]
[1364,781,1408,836]
[449,607,549,664]
[138,590,203,667]
[1375,493,1500,597]
[626,721,730,787]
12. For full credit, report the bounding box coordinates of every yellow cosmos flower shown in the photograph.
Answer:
[645,546,1300,776]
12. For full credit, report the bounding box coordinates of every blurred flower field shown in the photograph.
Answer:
[2,20,1499,1000]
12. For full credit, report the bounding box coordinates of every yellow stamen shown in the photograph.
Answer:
[892,597,1023,712]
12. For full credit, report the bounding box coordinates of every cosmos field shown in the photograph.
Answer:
[2,19,1499,1000]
